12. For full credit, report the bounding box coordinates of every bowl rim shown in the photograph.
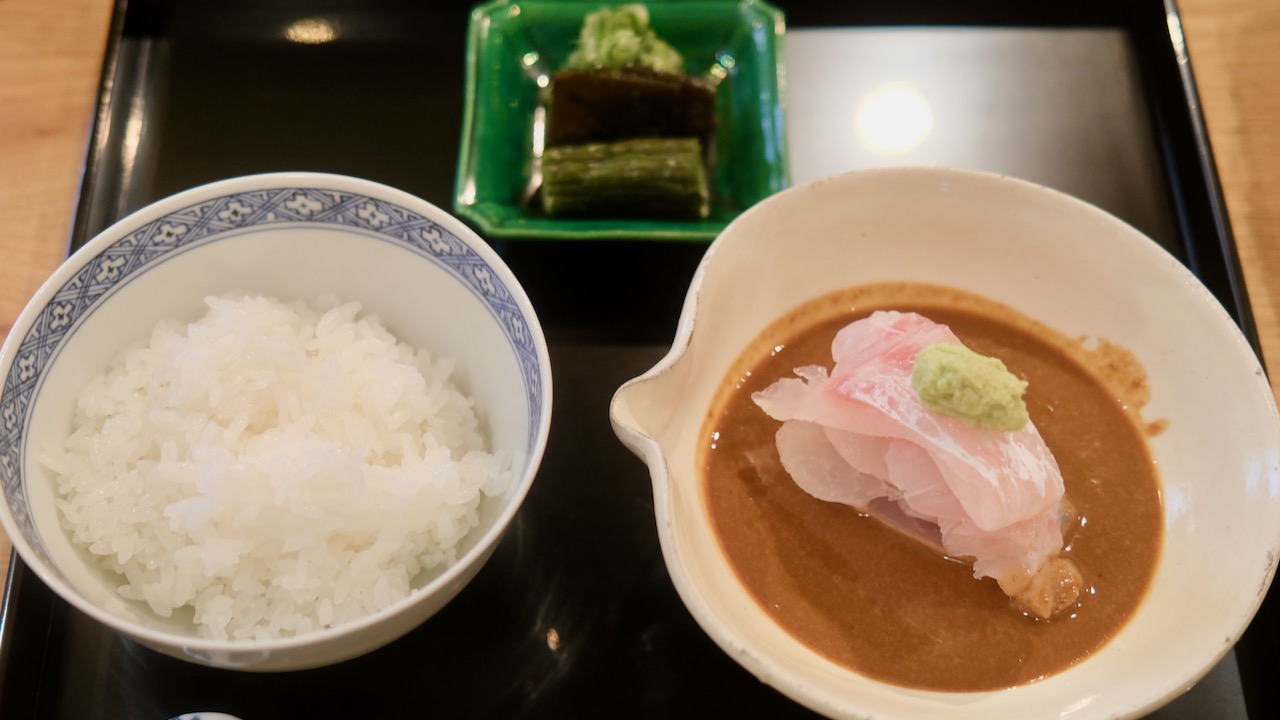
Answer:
[610,164,1280,719]
[0,170,554,660]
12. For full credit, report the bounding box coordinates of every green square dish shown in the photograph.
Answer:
[455,0,789,241]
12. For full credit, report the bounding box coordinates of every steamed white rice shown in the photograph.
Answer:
[43,294,510,641]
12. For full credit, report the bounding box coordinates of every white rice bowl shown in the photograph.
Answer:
[46,293,510,642]
[0,172,552,671]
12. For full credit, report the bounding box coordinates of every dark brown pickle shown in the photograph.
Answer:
[546,67,717,147]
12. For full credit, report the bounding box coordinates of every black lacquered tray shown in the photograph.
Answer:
[0,0,1272,717]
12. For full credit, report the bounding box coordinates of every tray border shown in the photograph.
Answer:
[0,0,1270,716]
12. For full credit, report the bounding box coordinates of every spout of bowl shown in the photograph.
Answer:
[609,375,669,465]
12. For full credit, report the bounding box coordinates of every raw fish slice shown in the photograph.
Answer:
[882,439,966,521]
[880,439,1065,579]
[786,418,1063,590]
[949,511,1065,587]
[752,310,1080,618]
[754,312,1062,530]
[781,423,944,552]
[822,426,890,478]
[775,421,894,507]
[864,497,945,554]
[828,312,1062,530]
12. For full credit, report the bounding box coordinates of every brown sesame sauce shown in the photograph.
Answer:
[700,283,1163,691]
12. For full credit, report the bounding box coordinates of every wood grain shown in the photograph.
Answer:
[0,0,1276,596]
[0,0,113,339]
[0,0,116,572]
[1180,0,1280,386]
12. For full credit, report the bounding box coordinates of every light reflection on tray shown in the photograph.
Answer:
[785,27,1179,252]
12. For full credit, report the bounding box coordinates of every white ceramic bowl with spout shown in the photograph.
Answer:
[610,166,1280,719]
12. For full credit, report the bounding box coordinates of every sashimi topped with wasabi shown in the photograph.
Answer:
[752,310,1083,619]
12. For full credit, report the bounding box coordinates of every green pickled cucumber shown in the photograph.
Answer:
[541,137,709,220]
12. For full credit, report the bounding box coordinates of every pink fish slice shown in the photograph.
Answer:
[753,311,1081,618]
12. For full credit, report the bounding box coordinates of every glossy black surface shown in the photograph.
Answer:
[0,0,1272,718]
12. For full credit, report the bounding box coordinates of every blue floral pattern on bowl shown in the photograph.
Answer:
[0,186,544,565]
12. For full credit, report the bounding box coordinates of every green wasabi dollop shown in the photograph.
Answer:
[564,4,684,75]
[911,343,1030,431]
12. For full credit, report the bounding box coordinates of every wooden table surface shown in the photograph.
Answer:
[0,0,1278,591]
